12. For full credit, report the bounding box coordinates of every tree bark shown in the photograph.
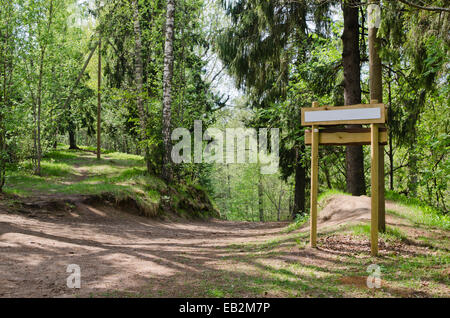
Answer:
[132,0,152,172]
[63,41,99,110]
[292,146,306,218]
[288,184,293,217]
[342,1,366,196]
[368,0,385,232]
[34,0,54,175]
[258,169,264,222]
[226,163,231,217]
[408,150,418,196]
[63,41,98,150]
[97,37,101,159]
[388,66,394,191]
[161,0,175,182]
[277,183,283,221]
[68,121,78,150]
[36,48,44,175]
[323,164,332,189]
[0,3,12,190]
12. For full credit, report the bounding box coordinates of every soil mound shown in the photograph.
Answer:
[318,194,371,227]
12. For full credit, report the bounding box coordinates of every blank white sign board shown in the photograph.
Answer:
[301,104,385,126]
[305,108,381,123]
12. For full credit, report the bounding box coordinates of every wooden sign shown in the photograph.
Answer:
[305,127,387,145]
[303,101,387,257]
[301,103,385,126]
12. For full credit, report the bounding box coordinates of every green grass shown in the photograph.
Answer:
[350,224,408,242]
[283,213,309,233]
[318,188,350,203]
[188,227,447,297]
[386,191,450,230]
[45,149,79,160]
[79,145,114,155]
[135,233,449,297]
[3,145,216,219]
[206,288,226,298]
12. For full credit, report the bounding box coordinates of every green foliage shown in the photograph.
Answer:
[98,0,219,175]
[208,107,293,221]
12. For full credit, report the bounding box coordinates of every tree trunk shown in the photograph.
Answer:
[277,183,283,221]
[408,150,418,196]
[0,63,6,191]
[0,5,12,190]
[388,66,394,191]
[323,164,332,189]
[292,146,306,218]
[63,42,99,111]
[225,163,231,218]
[161,0,175,182]
[368,0,385,232]
[63,41,98,149]
[132,0,152,172]
[36,53,43,175]
[34,0,54,176]
[0,127,5,190]
[97,37,101,160]
[288,184,293,218]
[68,121,78,150]
[258,169,264,222]
[342,1,366,196]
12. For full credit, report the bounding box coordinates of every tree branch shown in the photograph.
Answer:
[63,41,99,110]
[396,0,450,13]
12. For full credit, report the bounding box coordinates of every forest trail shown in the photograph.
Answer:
[0,147,447,298]
[2,0,448,302]
[0,201,288,297]
[0,193,448,298]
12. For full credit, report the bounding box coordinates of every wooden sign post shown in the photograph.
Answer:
[310,101,319,247]
[302,101,387,256]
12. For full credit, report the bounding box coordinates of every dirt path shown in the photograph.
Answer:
[0,201,289,297]
[1,194,448,298]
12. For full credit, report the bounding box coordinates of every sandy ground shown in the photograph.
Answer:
[0,199,289,297]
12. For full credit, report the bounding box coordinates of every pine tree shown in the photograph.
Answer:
[342,0,366,196]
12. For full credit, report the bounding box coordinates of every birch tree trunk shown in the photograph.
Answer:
[162,0,175,182]
[97,37,101,160]
[35,0,54,175]
[0,5,9,190]
[0,1,14,190]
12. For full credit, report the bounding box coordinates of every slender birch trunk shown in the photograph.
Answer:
[162,0,175,182]
[35,0,54,175]
[97,37,101,159]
